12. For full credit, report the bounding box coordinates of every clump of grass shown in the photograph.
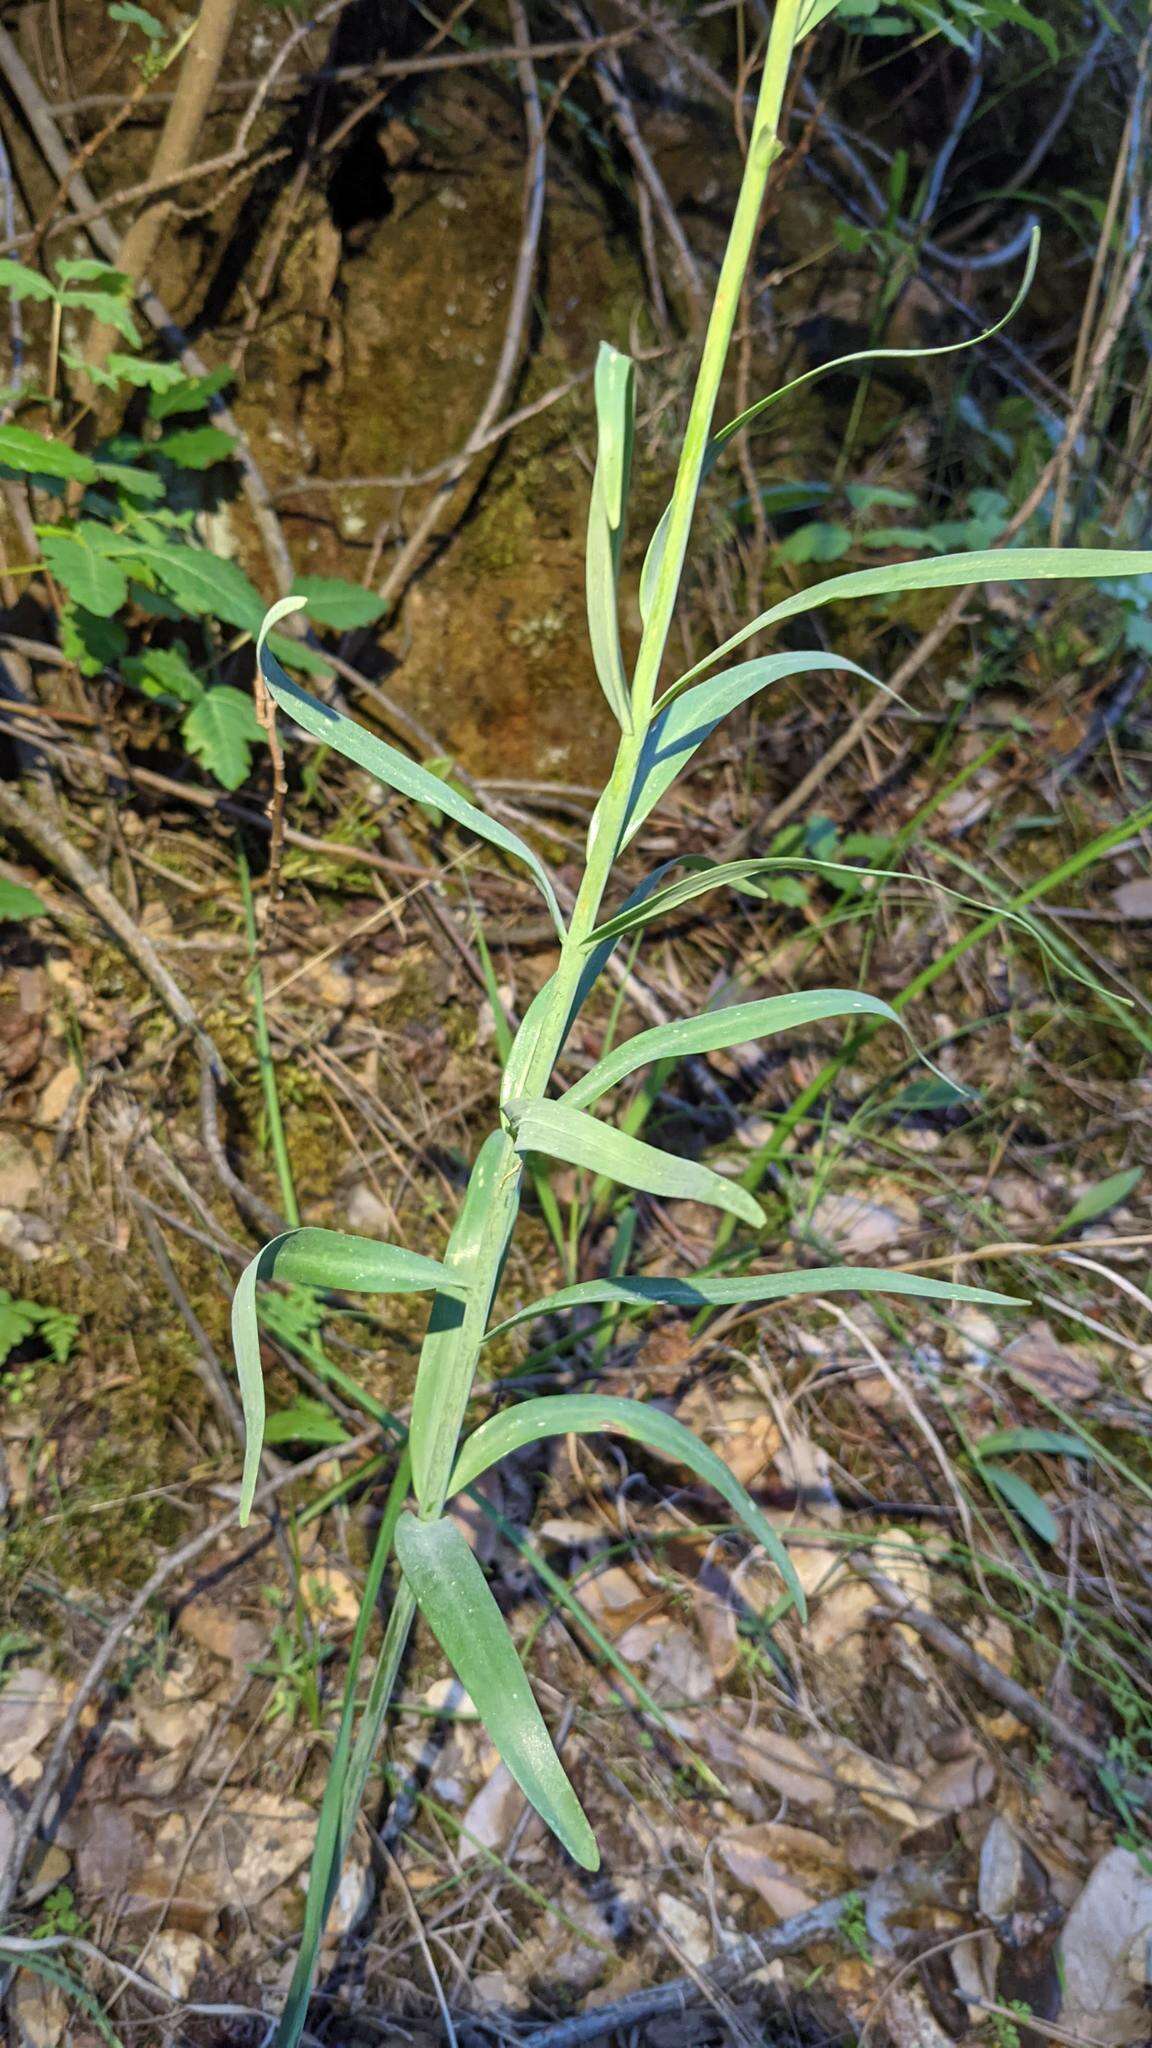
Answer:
[231,3,1152,2039]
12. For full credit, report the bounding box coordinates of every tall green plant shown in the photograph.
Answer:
[232,3,1152,2037]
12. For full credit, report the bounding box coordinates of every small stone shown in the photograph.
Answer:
[0,1668,61,1775]
[0,1134,41,1210]
[148,1931,210,2000]
[344,1183,394,1236]
[979,1816,1024,1920]
[655,1892,711,1966]
[36,1064,80,1128]
[10,1973,68,2048]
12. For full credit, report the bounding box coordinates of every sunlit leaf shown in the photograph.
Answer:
[292,576,388,631]
[1060,1166,1142,1233]
[586,342,635,728]
[0,260,56,302]
[232,1228,461,1524]
[506,1097,766,1227]
[265,1400,350,1447]
[154,425,236,469]
[486,1263,1021,1341]
[38,532,127,616]
[395,1512,599,1869]
[564,991,916,1110]
[258,599,563,934]
[627,651,891,840]
[182,686,265,790]
[676,548,1152,691]
[0,427,97,483]
[409,1132,510,1510]
[0,879,47,921]
[450,1393,805,1617]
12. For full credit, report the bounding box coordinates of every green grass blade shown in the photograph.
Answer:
[586,342,636,729]
[506,1097,765,1227]
[232,1229,461,1523]
[395,1512,599,1870]
[485,1264,1023,1341]
[257,599,565,936]
[448,1393,805,1619]
[673,548,1152,690]
[563,991,911,1111]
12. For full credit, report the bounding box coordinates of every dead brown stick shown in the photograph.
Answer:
[562,0,705,313]
[84,0,240,365]
[44,24,648,117]
[0,777,285,1233]
[0,1429,377,1920]
[0,779,216,1064]
[520,1894,853,2048]
[852,1558,1151,1801]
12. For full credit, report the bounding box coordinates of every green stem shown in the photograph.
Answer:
[237,841,300,1229]
[275,9,804,2038]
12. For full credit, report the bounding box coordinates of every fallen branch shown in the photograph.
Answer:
[853,1558,1152,1802]
[515,1895,852,2048]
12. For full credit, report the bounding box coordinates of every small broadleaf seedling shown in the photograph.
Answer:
[231,3,1152,2037]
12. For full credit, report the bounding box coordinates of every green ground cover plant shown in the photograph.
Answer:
[0,256,383,789]
[229,2,1152,2038]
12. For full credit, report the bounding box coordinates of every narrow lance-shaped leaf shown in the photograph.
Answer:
[978,1463,1059,1545]
[449,1393,806,1619]
[623,645,892,838]
[232,1227,464,1524]
[634,236,1040,628]
[710,230,1039,451]
[673,548,1152,691]
[395,1512,599,1870]
[258,599,564,937]
[485,1264,1022,1341]
[507,1096,765,1228]
[1060,1166,1142,1233]
[586,343,636,729]
[408,1132,516,1511]
[563,990,933,1111]
[587,854,1119,998]
[973,1428,1092,1461]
